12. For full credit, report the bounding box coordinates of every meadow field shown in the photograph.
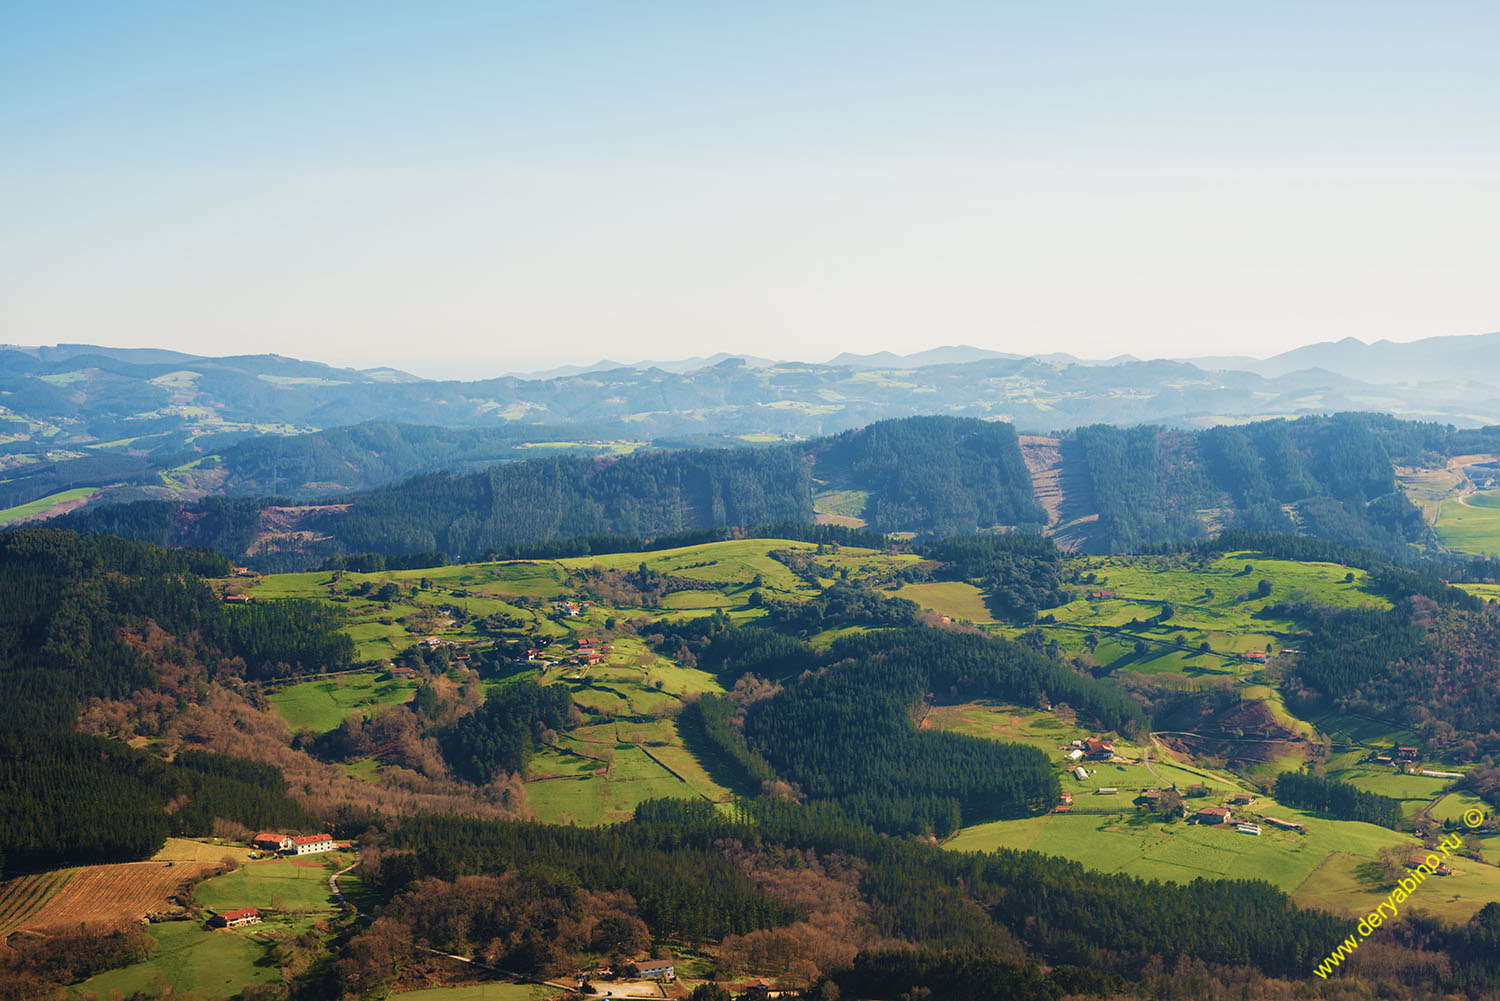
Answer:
[67,921,280,1000]
[1435,490,1500,556]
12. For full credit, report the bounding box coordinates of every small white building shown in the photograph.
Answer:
[290,834,336,855]
[1066,748,1085,762]
[1237,823,1262,836]
[1073,766,1089,781]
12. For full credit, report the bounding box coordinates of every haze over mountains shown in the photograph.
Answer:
[4,329,1500,532]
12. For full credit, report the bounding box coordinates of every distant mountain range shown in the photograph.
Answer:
[3,330,1499,523]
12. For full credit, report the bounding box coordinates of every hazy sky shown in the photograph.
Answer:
[3,2,1497,379]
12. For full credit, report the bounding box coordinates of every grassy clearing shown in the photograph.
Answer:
[561,539,823,597]
[0,486,98,525]
[267,671,418,734]
[526,744,695,826]
[894,581,995,624]
[1293,850,1500,923]
[1435,491,1500,556]
[813,489,870,519]
[68,921,278,1000]
[195,856,345,915]
[949,807,1409,897]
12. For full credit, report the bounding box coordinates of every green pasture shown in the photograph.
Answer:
[895,581,996,624]
[267,671,418,734]
[948,804,1410,901]
[1435,492,1500,555]
[1294,849,1500,923]
[812,488,870,520]
[560,539,823,596]
[67,921,278,1000]
[0,486,98,525]
[195,856,344,914]
[526,743,700,825]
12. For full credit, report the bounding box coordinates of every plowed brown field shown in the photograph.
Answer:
[0,860,216,933]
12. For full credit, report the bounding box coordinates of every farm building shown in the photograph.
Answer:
[1263,816,1307,832]
[1096,787,1118,795]
[1073,766,1089,781]
[1396,747,1420,761]
[1408,856,1453,875]
[636,961,676,982]
[1237,823,1262,836]
[1084,737,1115,760]
[211,907,261,928]
[252,833,293,852]
[1191,807,1232,825]
[223,594,251,604]
[387,666,417,679]
[290,834,336,856]
[1134,789,1163,808]
[1228,794,1255,806]
[1420,769,1464,779]
[1059,792,1073,806]
[1066,748,1085,762]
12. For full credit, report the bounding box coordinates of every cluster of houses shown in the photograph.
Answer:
[524,637,611,669]
[553,599,596,617]
[1066,737,1115,764]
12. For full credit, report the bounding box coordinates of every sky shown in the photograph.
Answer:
[2,2,1497,379]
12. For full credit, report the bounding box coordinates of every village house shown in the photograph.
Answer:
[1191,806,1233,825]
[210,907,260,928]
[1059,792,1073,806]
[1084,737,1115,760]
[1396,746,1420,762]
[1228,794,1255,806]
[388,666,417,679]
[252,832,293,852]
[1134,789,1163,809]
[290,834,337,856]
[223,593,251,604]
[636,961,675,982]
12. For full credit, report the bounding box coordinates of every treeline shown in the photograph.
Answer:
[1274,771,1404,829]
[745,645,1059,835]
[372,813,795,941]
[502,522,892,561]
[0,528,353,728]
[439,682,573,783]
[728,629,1146,835]
[0,729,317,875]
[1075,415,1431,555]
[760,582,921,636]
[921,533,1070,622]
[814,417,1046,534]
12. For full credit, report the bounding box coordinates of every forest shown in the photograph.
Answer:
[0,729,316,876]
[1273,771,1404,829]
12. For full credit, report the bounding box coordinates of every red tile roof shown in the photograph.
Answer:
[218,907,259,921]
[292,834,334,845]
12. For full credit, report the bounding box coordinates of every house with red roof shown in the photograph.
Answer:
[211,907,261,928]
[252,833,293,852]
[290,834,337,856]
